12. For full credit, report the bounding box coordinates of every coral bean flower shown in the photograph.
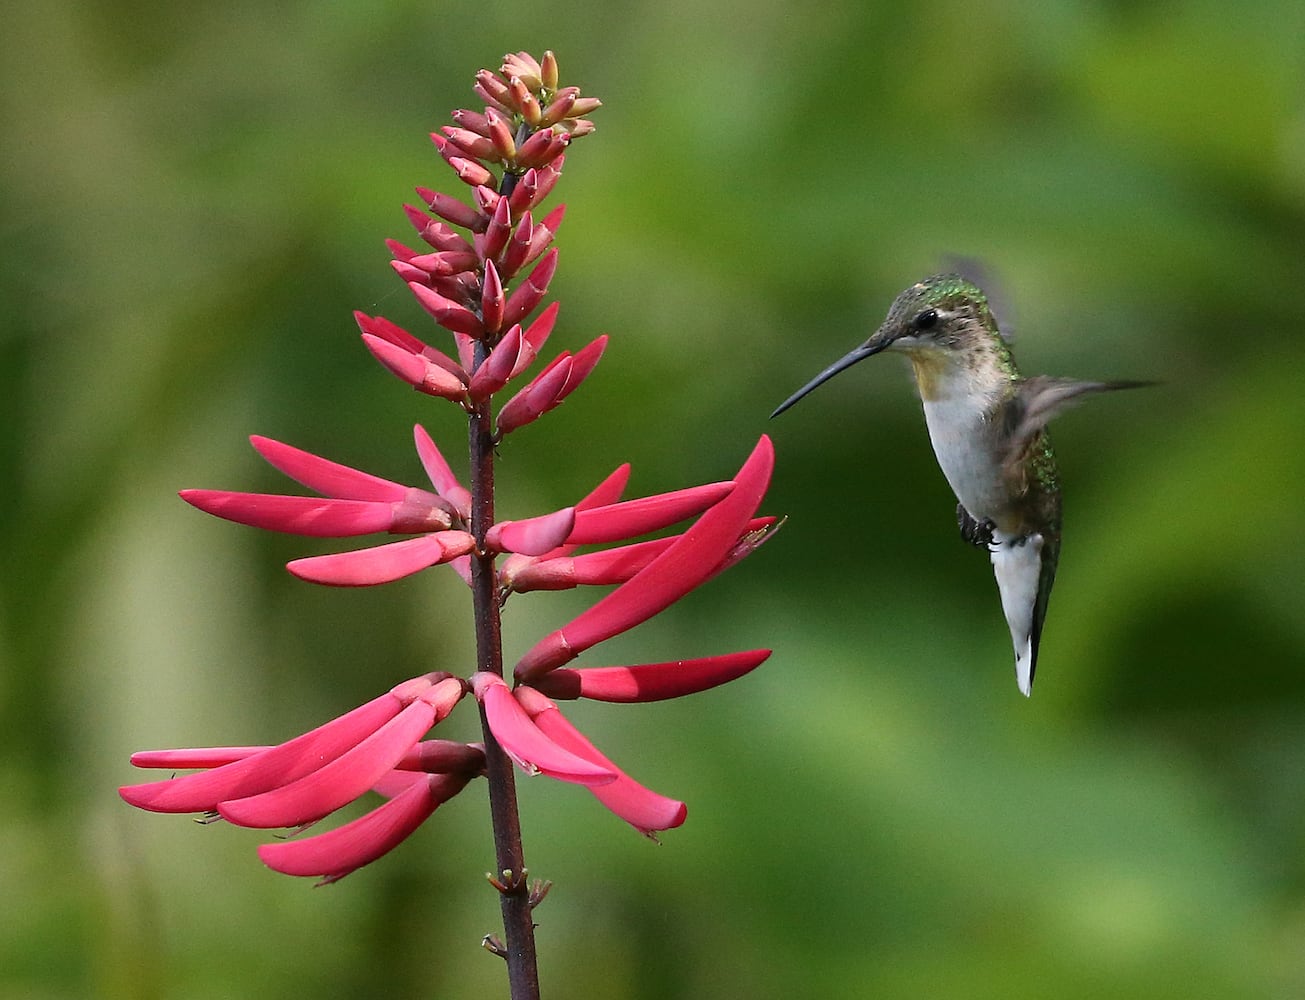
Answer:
[181,427,476,587]
[120,674,481,882]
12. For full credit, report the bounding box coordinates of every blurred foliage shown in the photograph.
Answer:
[2,0,1304,997]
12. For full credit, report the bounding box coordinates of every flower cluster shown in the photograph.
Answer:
[121,50,776,885]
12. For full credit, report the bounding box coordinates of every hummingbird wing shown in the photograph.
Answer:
[1002,377,1152,473]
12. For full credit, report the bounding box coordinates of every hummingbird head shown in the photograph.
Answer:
[771,274,998,417]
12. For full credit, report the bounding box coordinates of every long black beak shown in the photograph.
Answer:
[770,341,887,418]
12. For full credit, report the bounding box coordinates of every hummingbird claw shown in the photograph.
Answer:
[956,504,996,549]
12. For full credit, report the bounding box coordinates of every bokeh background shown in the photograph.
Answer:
[4,1,1305,997]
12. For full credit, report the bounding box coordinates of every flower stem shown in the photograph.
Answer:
[468,387,541,1000]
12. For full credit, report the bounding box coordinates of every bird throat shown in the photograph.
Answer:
[907,348,956,402]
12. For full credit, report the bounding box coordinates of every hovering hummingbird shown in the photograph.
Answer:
[772,273,1149,696]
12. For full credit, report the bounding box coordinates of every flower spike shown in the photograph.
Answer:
[126,53,777,918]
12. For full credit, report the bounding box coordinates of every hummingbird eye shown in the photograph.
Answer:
[912,308,939,331]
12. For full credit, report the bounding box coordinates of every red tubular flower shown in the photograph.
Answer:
[565,482,733,544]
[288,532,475,587]
[180,432,479,587]
[473,673,615,785]
[120,673,464,814]
[512,686,686,835]
[529,650,771,703]
[515,435,775,680]
[258,771,476,884]
[503,517,778,594]
[122,676,482,881]
[502,536,676,593]
[217,679,466,829]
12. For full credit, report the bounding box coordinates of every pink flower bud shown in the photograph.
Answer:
[570,97,603,117]
[540,50,559,91]
[450,107,491,136]
[361,334,470,400]
[522,204,565,268]
[518,301,559,372]
[515,129,569,170]
[495,334,607,436]
[556,334,607,397]
[481,196,513,264]
[390,258,430,284]
[540,89,578,128]
[496,354,570,435]
[432,134,496,188]
[441,125,497,160]
[507,168,541,216]
[501,248,559,329]
[354,313,467,381]
[558,119,594,139]
[481,259,505,334]
[404,249,481,277]
[498,213,535,280]
[534,155,564,203]
[484,108,516,160]
[473,70,513,114]
[416,187,484,232]
[485,507,576,556]
[502,52,543,92]
[409,282,485,338]
[503,537,673,593]
[468,324,524,400]
[403,205,474,252]
[473,184,499,216]
[508,77,542,125]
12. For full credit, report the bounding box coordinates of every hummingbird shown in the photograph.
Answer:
[771,273,1149,696]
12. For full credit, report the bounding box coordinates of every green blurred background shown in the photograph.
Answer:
[4,1,1304,997]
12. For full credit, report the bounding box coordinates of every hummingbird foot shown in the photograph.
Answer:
[956,504,996,549]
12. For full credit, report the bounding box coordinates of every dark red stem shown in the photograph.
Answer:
[468,367,540,999]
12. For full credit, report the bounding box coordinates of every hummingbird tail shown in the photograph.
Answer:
[989,533,1047,697]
